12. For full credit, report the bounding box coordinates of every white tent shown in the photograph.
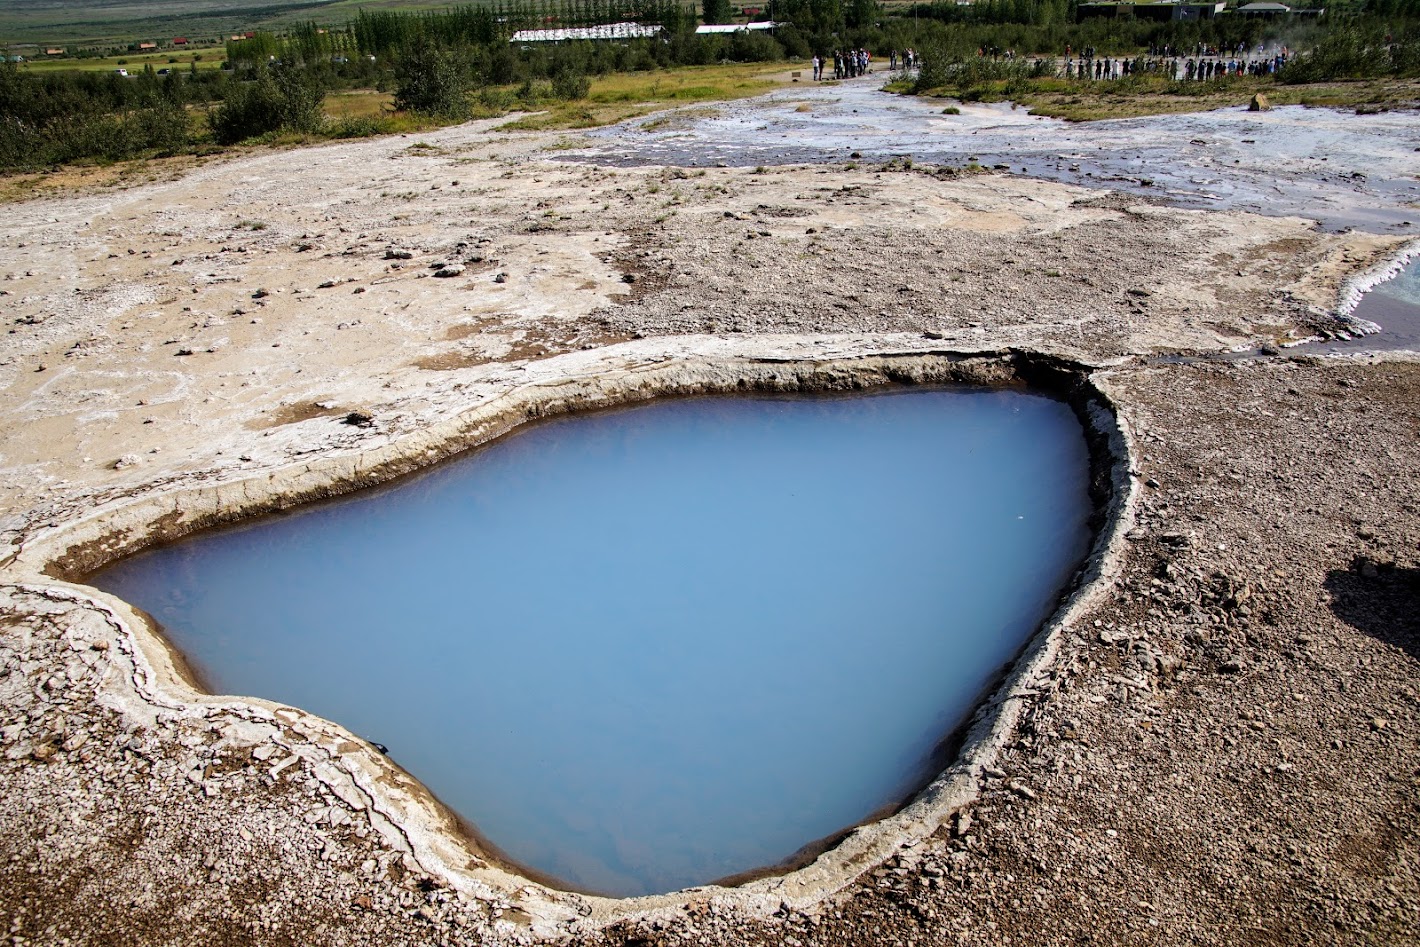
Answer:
[510,22,664,42]
[694,22,777,33]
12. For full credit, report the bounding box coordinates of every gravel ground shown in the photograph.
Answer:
[0,103,1416,946]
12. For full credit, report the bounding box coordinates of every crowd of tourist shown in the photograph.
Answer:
[814,40,1293,83]
[812,49,885,80]
[814,48,926,80]
[1060,43,1293,81]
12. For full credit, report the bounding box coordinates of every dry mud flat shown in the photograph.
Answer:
[0,112,1416,946]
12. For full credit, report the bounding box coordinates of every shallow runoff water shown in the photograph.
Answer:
[568,79,1420,234]
[1312,257,1420,354]
[90,388,1093,898]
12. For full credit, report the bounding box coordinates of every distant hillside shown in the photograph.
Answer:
[0,0,443,47]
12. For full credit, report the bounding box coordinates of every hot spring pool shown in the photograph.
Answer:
[90,388,1094,897]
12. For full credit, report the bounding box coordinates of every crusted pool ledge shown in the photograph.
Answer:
[1,339,1139,937]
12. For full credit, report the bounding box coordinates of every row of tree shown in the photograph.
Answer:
[2,0,1417,171]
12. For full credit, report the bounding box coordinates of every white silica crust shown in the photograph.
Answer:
[1332,237,1420,335]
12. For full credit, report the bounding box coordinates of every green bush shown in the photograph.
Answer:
[551,68,591,101]
[478,86,516,111]
[1282,23,1420,82]
[328,115,392,138]
[209,66,325,144]
[393,45,472,119]
[727,31,784,63]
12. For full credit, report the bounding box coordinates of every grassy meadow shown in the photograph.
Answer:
[0,0,446,46]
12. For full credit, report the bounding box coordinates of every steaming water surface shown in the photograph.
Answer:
[91,389,1093,897]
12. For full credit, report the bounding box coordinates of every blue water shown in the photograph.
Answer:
[90,389,1093,897]
[1323,258,1420,353]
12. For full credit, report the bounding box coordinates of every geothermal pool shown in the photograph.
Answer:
[90,388,1093,897]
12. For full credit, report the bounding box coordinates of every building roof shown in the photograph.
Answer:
[1238,2,1291,7]
[695,22,777,33]
[510,22,662,42]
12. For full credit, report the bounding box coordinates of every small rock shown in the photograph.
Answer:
[384,249,414,260]
[923,330,945,340]
[493,273,508,284]
[433,265,464,278]
[343,411,374,428]
[112,454,140,470]
[318,279,338,289]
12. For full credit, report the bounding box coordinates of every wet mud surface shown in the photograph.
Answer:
[570,80,1420,233]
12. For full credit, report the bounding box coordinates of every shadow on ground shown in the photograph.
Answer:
[1324,557,1420,661]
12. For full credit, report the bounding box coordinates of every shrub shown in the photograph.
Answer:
[209,65,325,144]
[393,45,471,118]
[551,68,591,101]
[478,86,515,111]
[328,115,392,138]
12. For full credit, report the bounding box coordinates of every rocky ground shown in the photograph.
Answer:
[0,99,1416,946]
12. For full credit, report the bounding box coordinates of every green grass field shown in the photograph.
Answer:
[14,47,229,72]
[0,0,448,48]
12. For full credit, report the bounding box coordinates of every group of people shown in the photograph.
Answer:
[812,48,922,81]
[1059,45,1293,82]
[888,49,918,71]
[809,42,1294,83]
[812,49,873,81]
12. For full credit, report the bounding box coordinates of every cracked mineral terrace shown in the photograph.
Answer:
[0,81,1417,946]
